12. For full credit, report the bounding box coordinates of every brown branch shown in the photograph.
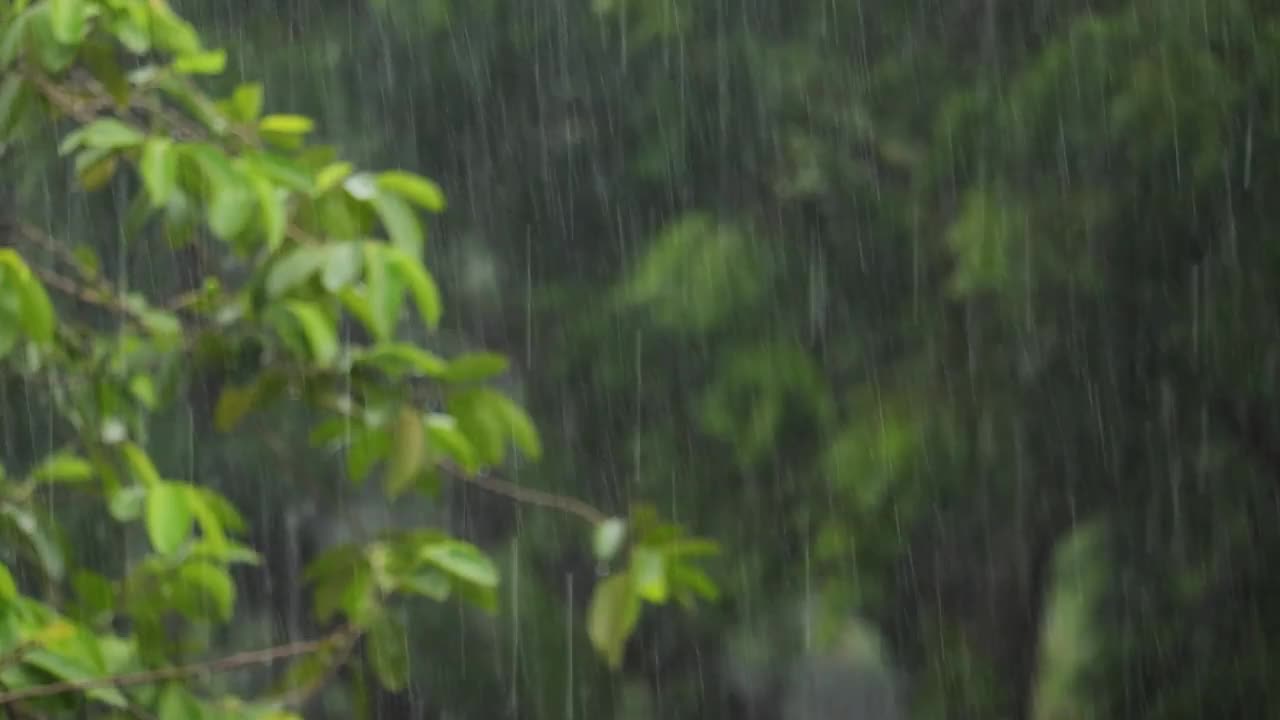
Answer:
[442,465,609,525]
[0,626,355,707]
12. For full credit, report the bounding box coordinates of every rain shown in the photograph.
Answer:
[1,0,1278,718]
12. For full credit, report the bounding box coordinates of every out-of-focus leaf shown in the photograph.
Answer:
[49,0,87,44]
[60,118,144,155]
[0,504,63,580]
[352,344,447,378]
[141,139,176,208]
[176,561,234,620]
[31,452,93,484]
[229,82,263,122]
[420,539,498,588]
[385,407,425,498]
[322,241,362,290]
[173,48,225,75]
[587,573,640,670]
[630,546,668,603]
[120,443,161,487]
[367,613,409,692]
[0,562,16,600]
[377,170,446,212]
[145,482,192,555]
[108,485,146,522]
[423,414,479,472]
[383,246,441,330]
[442,352,509,383]
[267,246,328,298]
[156,682,202,720]
[259,114,313,135]
[283,301,338,367]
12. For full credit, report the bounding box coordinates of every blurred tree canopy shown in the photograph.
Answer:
[5,0,1280,718]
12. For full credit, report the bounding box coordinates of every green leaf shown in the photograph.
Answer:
[315,162,353,194]
[25,648,128,708]
[587,573,640,670]
[443,352,510,383]
[31,452,94,484]
[0,562,16,600]
[593,518,627,562]
[283,301,339,367]
[229,82,264,122]
[420,539,498,588]
[0,74,30,139]
[398,568,450,601]
[207,181,256,241]
[630,546,668,603]
[246,152,314,192]
[252,176,286,250]
[108,485,146,521]
[370,190,423,259]
[0,250,56,343]
[176,561,235,620]
[383,246,441,331]
[360,242,400,341]
[322,242,362,290]
[367,613,409,692]
[49,0,87,44]
[157,683,202,720]
[423,413,479,472]
[385,407,425,498]
[377,170,447,212]
[61,118,144,155]
[352,344,448,378]
[29,6,77,72]
[346,425,390,484]
[259,114,314,135]
[267,246,327,298]
[140,138,177,207]
[120,443,161,487]
[0,505,64,580]
[0,9,32,68]
[145,482,192,555]
[173,48,225,75]
[82,40,129,106]
[669,563,719,602]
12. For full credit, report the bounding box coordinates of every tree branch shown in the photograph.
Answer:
[441,465,609,525]
[0,626,356,707]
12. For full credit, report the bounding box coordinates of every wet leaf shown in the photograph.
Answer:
[377,170,446,212]
[587,573,640,670]
[145,482,192,555]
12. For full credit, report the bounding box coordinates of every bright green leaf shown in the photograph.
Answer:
[377,170,446,212]
[630,546,668,603]
[145,482,192,555]
[173,48,225,75]
[140,138,177,206]
[229,82,264,121]
[283,301,339,367]
[49,0,87,44]
[177,561,235,620]
[259,114,314,135]
[120,443,161,487]
[383,246,441,331]
[31,452,94,484]
[267,246,327,298]
[0,562,16,600]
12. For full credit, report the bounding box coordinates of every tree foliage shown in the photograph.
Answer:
[0,0,716,716]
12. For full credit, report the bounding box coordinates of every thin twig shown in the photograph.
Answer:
[442,465,609,525]
[0,627,355,706]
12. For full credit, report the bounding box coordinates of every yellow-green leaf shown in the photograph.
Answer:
[630,546,668,603]
[420,540,498,588]
[259,114,314,135]
[377,170,446,212]
[32,452,94,484]
[173,48,225,75]
[120,443,161,487]
[587,573,640,670]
